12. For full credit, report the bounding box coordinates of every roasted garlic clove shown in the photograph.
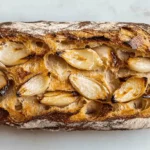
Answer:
[17,74,50,96]
[41,91,79,107]
[93,45,112,66]
[58,49,103,70]
[128,57,150,73]
[112,77,147,103]
[44,54,71,80]
[69,74,109,100]
[0,42,29,66]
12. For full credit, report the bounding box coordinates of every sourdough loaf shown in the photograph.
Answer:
[0,21,149,130]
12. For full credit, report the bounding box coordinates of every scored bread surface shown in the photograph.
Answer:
[0,21,150,130]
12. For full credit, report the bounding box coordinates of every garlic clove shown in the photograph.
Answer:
[44,54,71,80]
[0,42,29,66]
[93,45,112,66]
[41,91,78,107]
[112,77,147,103]
[69,74,109,100]
[58,49,103,70]
[128,57,150,73]
[17,74,50,96]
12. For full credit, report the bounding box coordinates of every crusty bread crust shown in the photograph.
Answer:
[0,21,150,130]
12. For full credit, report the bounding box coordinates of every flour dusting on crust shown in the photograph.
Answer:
[21,118,150,130]
[0,22,126,36]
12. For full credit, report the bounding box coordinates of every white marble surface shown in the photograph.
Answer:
[0,0,150,150]
[0,0,150,23]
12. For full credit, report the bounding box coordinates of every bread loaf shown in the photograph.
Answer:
[0,21,150,130]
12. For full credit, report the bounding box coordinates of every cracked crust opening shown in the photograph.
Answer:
[0,21,150,130]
